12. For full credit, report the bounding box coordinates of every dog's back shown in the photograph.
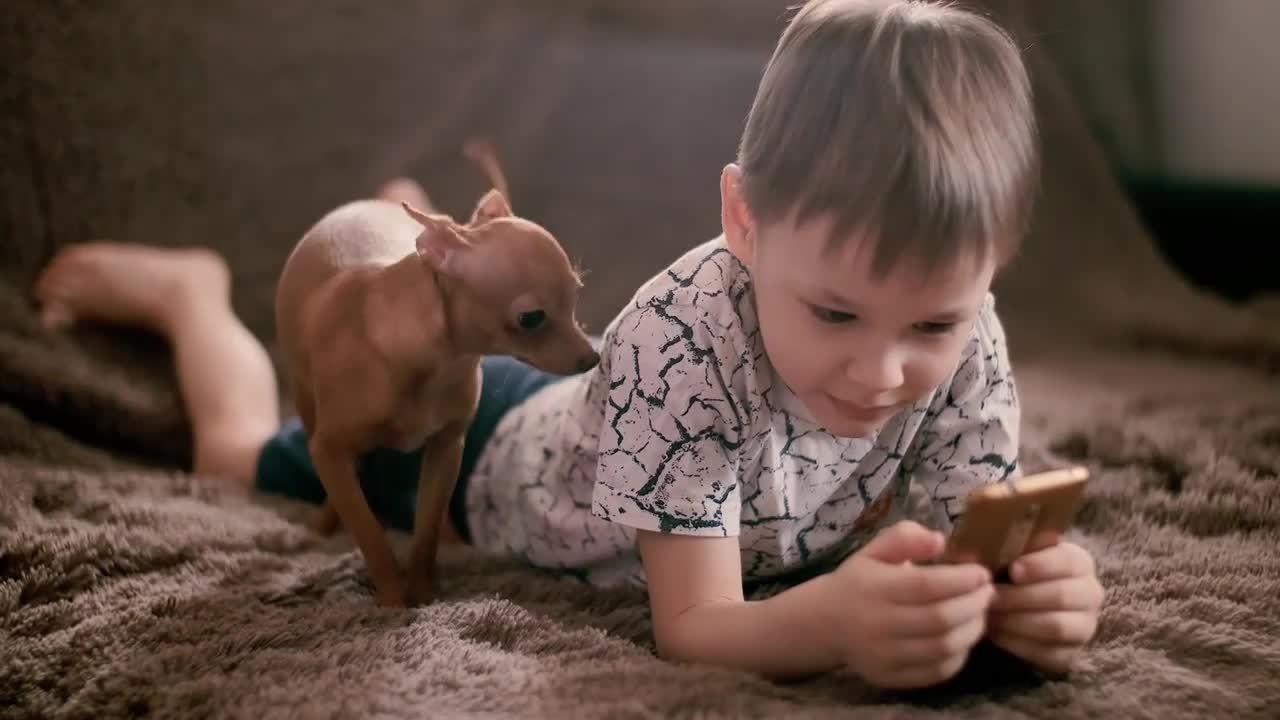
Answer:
[275,199,421,387]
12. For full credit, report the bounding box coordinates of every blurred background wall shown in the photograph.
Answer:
[1034,0,1280,184]
[1152,0,1280,185]
[1032,0,1278,302]
[2,0,1275,336]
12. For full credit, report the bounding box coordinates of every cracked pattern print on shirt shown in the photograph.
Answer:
[466,237,1020,587]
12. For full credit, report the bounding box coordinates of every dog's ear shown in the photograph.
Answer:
[468,189,511,226]
[402,202,443,227]
[405,203,469,274]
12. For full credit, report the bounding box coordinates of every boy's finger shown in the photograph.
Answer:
[893,584,995,637]
[877,652,969,690]
[988,630,1079,675]
[890,613,985,667]
[859,520,945,566]
[886,562,991,604]
[1009,541,1094,584]
[990,575,1103,612]
[988,609,1097,646]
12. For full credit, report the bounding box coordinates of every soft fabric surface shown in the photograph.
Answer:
[3,1,1279,717]
[2,295,1278,719]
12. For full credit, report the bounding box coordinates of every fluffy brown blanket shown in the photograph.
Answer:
[2,2,1279,718]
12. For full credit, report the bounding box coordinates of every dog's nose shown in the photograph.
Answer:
[576,351,600,373]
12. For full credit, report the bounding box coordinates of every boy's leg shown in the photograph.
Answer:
[33,244,280,485]
[28,179,570,554]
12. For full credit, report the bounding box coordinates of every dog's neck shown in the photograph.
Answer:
[366,253,493,369]
[366,254,462,369]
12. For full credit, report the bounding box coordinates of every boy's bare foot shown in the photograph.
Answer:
[33,242,230,334]
[34,241,278,486]
[377,177,434,213]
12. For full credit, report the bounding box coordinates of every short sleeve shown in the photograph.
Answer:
[907,294,1021,529]
[591,302,745,537]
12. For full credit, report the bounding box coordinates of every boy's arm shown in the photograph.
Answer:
[637,523,998,685]
[591,299,844,678]
[594,291,1002,684]
[637,530,844,680]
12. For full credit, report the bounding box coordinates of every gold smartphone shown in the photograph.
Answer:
[940,466,1090,573]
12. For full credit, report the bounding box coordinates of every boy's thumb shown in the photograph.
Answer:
[860,521,945,565]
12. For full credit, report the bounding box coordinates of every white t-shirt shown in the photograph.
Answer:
[465,237,1020,587]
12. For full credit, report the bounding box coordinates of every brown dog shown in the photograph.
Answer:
[275,142,599,607]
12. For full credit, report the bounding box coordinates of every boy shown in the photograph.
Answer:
[34,0,1102,690]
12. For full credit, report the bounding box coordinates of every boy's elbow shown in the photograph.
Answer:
[651,601,731,664]
[651,615,703,664]
[653,639,685,663]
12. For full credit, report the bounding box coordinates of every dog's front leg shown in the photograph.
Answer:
[407,423,466,607]
[309,435,407,608]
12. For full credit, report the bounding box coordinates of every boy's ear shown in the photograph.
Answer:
[468,189,512,226]
[405,203,470,274]
[720,164,756,267]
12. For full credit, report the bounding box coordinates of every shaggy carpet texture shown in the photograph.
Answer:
[3,1,1279,717]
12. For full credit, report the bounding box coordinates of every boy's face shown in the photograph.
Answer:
[720,165,996,439]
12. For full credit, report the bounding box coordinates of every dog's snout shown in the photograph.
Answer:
[577,351,600,373]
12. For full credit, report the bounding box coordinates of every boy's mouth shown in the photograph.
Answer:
[825,393,897,422]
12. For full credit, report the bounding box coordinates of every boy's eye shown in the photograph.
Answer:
[914,321,956,336]
[810,305,856,324]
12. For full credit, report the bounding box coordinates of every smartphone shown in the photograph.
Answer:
[940,466,1090,573]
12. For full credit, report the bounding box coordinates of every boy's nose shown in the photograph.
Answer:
[845,351,904,392]
[576,351,600,373]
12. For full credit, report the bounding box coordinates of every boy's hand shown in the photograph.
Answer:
[986,541,1104,674]
[826,520,995,690]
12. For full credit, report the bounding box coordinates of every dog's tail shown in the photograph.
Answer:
[462,138,511,206]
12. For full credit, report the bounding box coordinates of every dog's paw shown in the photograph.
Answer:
[375,585,408,608]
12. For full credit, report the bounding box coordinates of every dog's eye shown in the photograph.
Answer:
[517,310,547,331]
